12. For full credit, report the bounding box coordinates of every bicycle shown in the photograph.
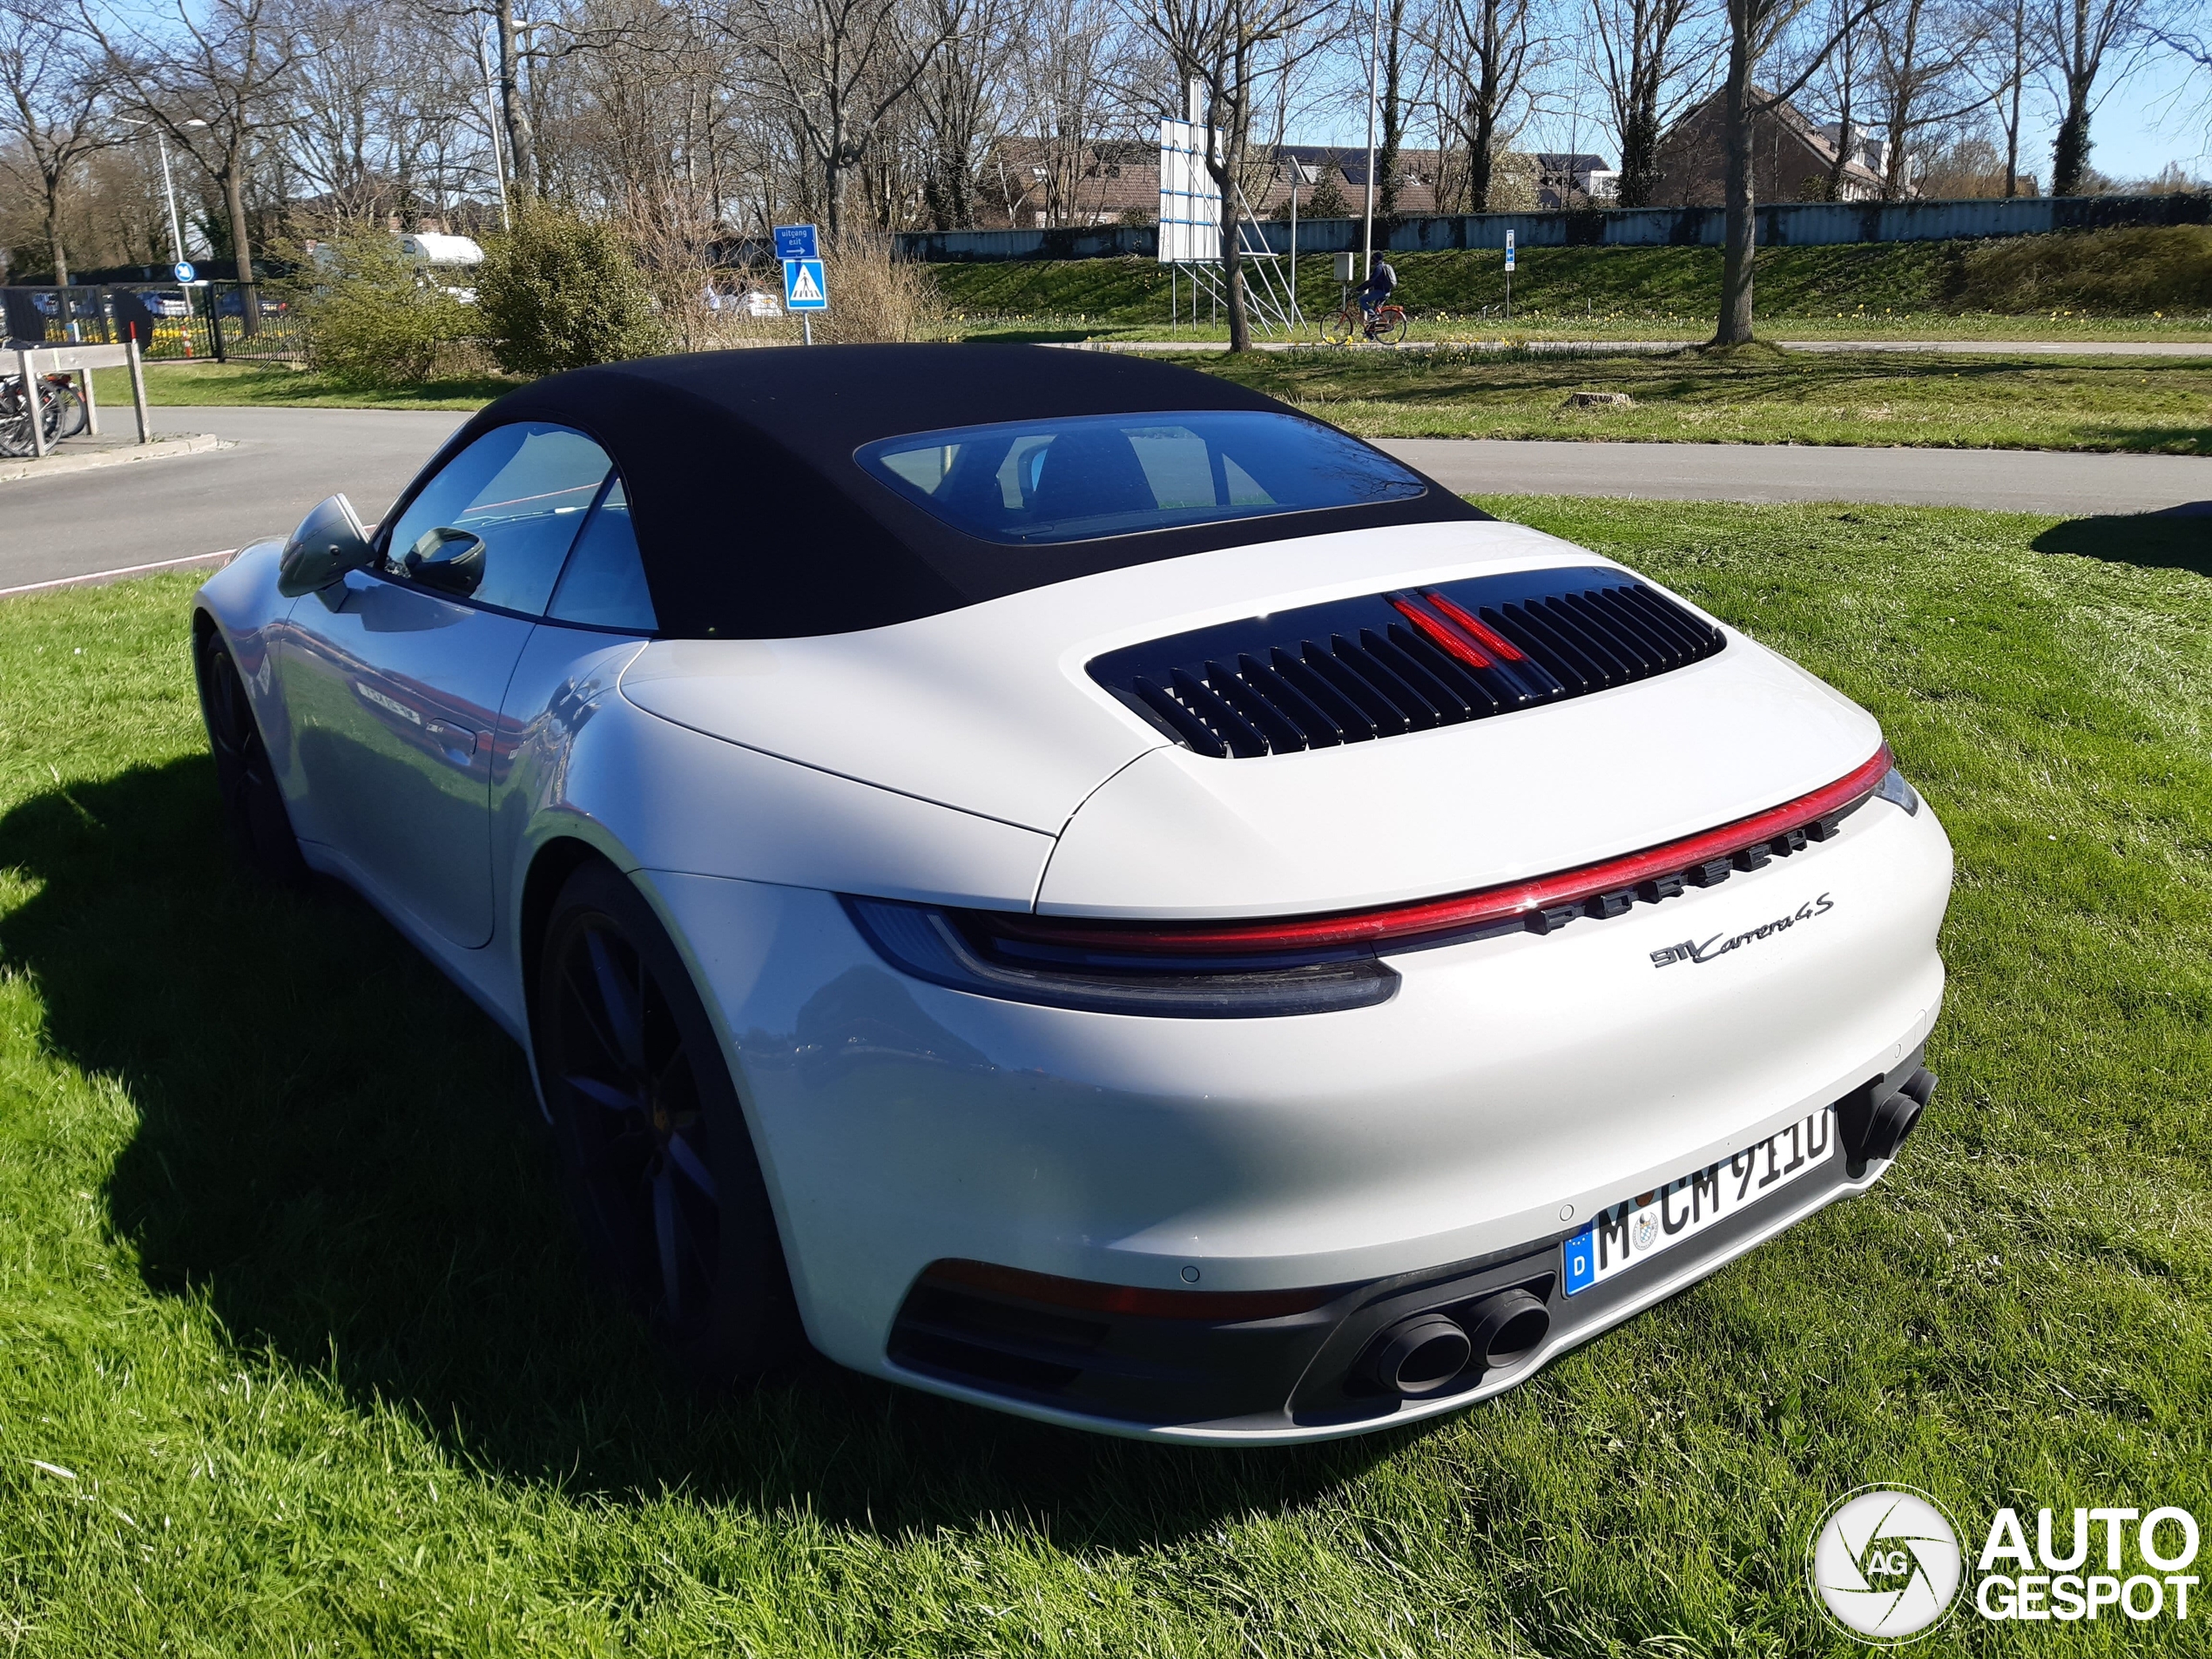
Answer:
[1321,300,1409,347]
[0,373,75,457]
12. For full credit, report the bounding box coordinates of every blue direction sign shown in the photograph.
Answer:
[772,223,818,262]
[1503,231,1514,272]
[782,257,829,311]
[173,260,195,282]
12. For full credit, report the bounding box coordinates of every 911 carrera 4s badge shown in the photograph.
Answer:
[1649,893,1835,968]
[1563,1109,1835,1295]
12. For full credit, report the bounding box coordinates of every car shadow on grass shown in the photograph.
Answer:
[2031,502,2212,577]
[1,757,1399,1544]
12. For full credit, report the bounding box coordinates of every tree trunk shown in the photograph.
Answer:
[1214,136,1251,353]
[1618,101,1660,208]
[497,0,534,198]
[223,166,260,333]
[2051,90,2092,195]
[825,152,846,236]
[1467,95,1498,212]
[2002,51,2022,197]
[1825,38,1852,200]
[1713,30,1757,345]
[45,192,70,287]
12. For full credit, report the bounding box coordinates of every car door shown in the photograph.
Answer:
[280,421,615,948]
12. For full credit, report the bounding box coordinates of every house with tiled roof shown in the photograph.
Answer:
[1651,91,1896,205]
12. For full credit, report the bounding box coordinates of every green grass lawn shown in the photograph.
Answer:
[1191,345,2212,453]
[936,229,2212,342]
[89,360,513,412]
[91,348,2212,457]
[2,501,2208,1652]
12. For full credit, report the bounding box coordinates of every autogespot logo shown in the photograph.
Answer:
[1808,1487,1965,1645]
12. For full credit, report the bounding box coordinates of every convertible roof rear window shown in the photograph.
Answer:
[429,347,1488,639]
[858,411,1427,545]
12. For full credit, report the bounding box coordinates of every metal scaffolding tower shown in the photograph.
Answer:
[1158,118,1303,337]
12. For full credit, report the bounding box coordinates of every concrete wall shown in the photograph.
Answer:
[894,192,2211,262]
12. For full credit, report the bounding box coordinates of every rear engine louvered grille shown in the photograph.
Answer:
[1090,566,1726,759]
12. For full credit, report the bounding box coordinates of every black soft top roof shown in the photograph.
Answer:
[431,343,1485,638]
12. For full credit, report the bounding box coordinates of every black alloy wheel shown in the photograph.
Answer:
[193,626,307,884]
[536,861,800,1383]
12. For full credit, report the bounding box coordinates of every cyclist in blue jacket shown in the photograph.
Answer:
[1359,253,1399,318]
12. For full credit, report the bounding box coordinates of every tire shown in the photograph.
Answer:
[1322,307,1357,346]
[194,626,309,885]
[1376,308,1408,346]
[535,860,802,1385]
[44,378,86,440]
[0,378,33,458]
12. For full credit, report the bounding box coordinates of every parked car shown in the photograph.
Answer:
[191,346,1952,1444]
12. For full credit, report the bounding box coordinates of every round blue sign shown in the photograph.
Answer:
[173,260,195,282]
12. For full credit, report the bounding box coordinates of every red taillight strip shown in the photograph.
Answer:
[920,1258,1340,1321]
[1421,588,1527,661]
[1388,595,1494,669]
[994,745,1893,956]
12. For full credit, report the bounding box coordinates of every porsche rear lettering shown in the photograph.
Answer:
[1650,893,1836,968]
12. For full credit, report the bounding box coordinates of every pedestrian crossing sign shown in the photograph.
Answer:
[783,258,828,311]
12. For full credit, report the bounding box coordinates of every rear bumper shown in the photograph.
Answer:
[640,788,1951,1443]
[884,1053,1927,1442]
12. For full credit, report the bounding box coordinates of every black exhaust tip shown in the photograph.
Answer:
[1464,1288,1551,1372]
[1847,1067,1936,1177]
[1359,1313,1473,1397]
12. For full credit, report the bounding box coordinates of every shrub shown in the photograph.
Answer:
[1955,225,2212,314]
[299,235,476,386]
[807,233,943,344]
[475,205,669,376]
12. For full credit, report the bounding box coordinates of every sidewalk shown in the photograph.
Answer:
[0,429,224,485]
[1057,338,2212,357]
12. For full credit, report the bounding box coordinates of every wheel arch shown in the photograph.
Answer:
[517,833,617,1028]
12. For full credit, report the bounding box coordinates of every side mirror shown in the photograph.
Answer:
[401,526,486,597]
[276,495,374,596]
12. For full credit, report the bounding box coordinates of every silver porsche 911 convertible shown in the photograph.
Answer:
[192,345,1951,1443]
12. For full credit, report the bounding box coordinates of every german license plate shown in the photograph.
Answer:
[1563,1109,1835,1296]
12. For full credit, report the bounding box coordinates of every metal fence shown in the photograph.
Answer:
[896,190,2212,263]
[0,281,307,363]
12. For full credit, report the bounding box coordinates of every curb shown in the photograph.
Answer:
[0,548,239,600]
[0,432,227,484]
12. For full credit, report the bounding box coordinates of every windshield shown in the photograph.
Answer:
[856,410,1426,545]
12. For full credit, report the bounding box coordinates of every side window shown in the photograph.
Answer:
[382,422,611,615]
[546,476,658,634]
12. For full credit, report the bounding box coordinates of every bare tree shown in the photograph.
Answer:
[914,0,1024,226]
[1710,0,1876,343]
[1868,0,1988,196]
[1135,0,1331,350]
[2039,0,2147,194]
[0,3,114,284]
[1960,0,2033,192]
[1589,0,1709,206]
[721,0,968,234]
[81,0,300,294]
[1430,0,1536,211]
[1810,0,1869,197]
[1367,0,1414,221]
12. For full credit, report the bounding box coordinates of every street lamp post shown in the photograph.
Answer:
[1360,0,1381,287]
[121,117,207,347]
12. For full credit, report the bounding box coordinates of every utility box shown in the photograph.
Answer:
[1333,252,1359,282]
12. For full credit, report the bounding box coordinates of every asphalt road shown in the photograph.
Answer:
[1384,438,2212,517]
[3,405,2204,593]
[1,407,465,594]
